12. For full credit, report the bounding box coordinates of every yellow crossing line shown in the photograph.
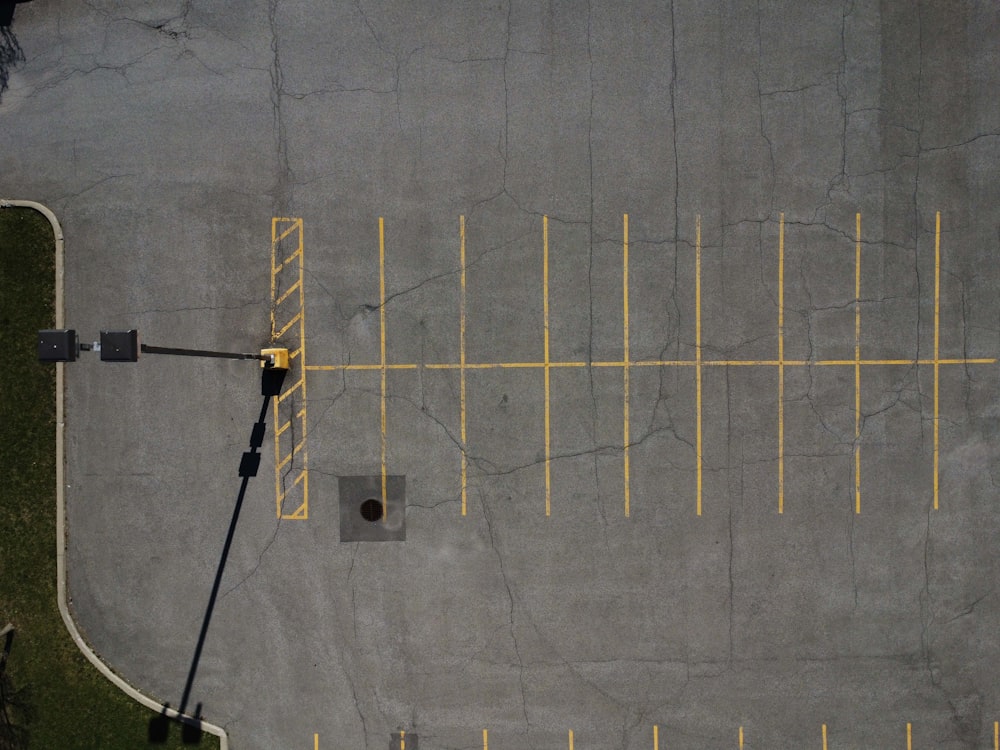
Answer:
[380,217,388,517]
[778,213,784,514]
[934,211,941,510]
[623,214,631,517]
[855,213,862,514]
[271,217,309,520]
[460,216,468,516]
[696,214,703,516]
[544,215,552,516]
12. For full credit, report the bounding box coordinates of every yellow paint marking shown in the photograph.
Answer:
[907,722,912,750]
[276,439,307,471]
[543,215,552,516]
[483,729,488,750]
[275,246,302,273]
[270,217,309,520]
[778,212,785,514]
[306,357,996,371]
[653,724,659,750]
[823,723,828,750]
[739,726,744,749]
[460,215,468,516]
[696,214,703,516]
[278,379,304,402]
[274,218,302,243]
[569,729,575,750]
[855,212,862,515]
[623,213,631,517]
[314,733,319,750]
[934,211,941,511]
[994,720,998,750]
[274,311,302,340]
[380,217,388,516]
[275,279,301,306]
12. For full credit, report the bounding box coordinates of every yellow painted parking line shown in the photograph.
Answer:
[460,216,468,516]
[934,211,941,510]
[623,213,631,517]
[778,213,785,514]
[297,212,995,519]
[738,725,744,749]
[653,724,659,750]
[569,729,574,750]
[823,723,828,750]
[308,357,995,371]
[482,728,488,750]
[696,214,703,516]
[855,213,862,515]
[994,720,998,750]
[544,215,552,516]
[907,722,912,750]
[314,733,319,750]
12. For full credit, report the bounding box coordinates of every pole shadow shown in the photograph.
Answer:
[149,367,287,744]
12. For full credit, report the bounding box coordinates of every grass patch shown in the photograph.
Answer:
[0,206,220,749]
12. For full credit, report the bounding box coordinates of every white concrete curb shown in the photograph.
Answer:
[1,199,230,750]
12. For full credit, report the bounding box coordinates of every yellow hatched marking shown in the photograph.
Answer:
[274,310,302,340]
[934,211,941,510]
[460,215,468,516]
[380,217,388,516]
[696,215,703,516]
[544,215,552,516]
[778,213,785,514]
[271,217,308,520]
[278,379,304,402]
[276,279,301,306]
[855,213,862,515]
[276,439,307,471]
[623,213,631,517]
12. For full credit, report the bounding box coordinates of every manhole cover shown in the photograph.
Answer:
[339,475,406,541]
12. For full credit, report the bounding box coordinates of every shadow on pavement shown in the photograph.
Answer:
[149,367,287,745]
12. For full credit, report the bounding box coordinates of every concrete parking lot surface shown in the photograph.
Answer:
[3,2,1000,748]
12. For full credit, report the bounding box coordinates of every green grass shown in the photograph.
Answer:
[0,207,220,749]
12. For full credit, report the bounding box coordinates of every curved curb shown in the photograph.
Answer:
[1,199,230,750]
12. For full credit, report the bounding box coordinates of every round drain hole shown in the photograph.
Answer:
[360,498,383,522]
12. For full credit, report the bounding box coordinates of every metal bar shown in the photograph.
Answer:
[140,344,266,362]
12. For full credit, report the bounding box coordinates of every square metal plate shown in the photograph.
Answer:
[338,475,405,542]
